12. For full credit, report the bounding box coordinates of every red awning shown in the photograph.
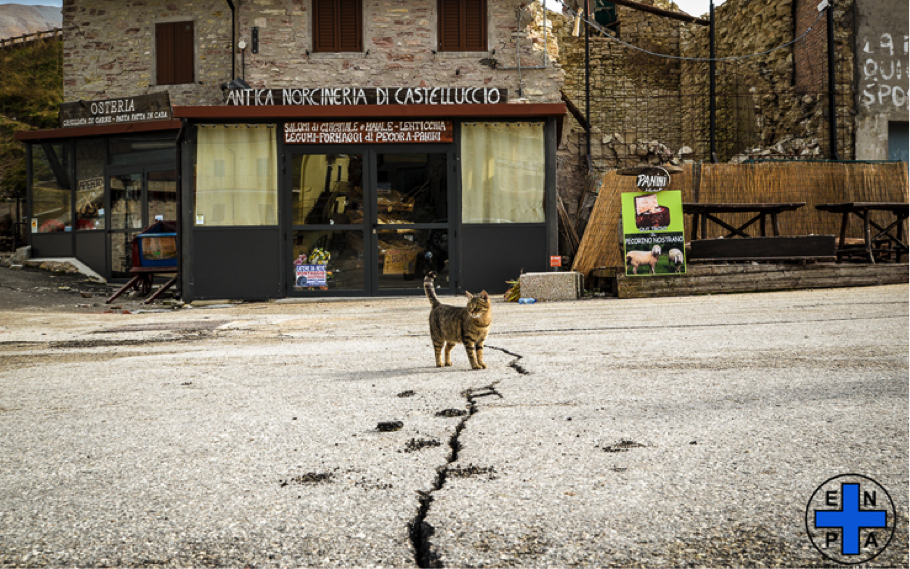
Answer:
[14,120,182,142]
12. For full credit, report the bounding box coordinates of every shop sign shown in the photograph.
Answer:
[383,249,418,275]
[621,190,686,277]
[59,92,172,128]
[635,166,671,192]
[226,87,508,106]
[285,121,453,144]
[295,264,327,288]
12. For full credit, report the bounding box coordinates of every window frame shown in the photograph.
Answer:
[312,0,364,53]
[437,0,488,52]
[155,21,195,86]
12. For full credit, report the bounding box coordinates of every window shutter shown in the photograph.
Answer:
[156,23,175,85]
[313,0,337,52]
[338,0,362,52]
[438,0,460,51]
[174,22,194,84]
[463,0,486,51]
[438,0,485,52]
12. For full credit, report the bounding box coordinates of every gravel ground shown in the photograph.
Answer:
[0,269,906,568]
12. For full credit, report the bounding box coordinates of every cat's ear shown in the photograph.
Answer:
[480,291,489,300]
[465,291,474,299]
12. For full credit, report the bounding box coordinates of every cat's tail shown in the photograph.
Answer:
[423,271,440,308]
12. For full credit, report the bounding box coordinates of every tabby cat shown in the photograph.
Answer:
[424,271,492,370]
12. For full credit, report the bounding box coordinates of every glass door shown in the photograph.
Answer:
[288,151,368,293]
[372,152,451,294]
[107,165,176,278]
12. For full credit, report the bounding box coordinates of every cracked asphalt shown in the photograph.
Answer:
[0,269,907,568]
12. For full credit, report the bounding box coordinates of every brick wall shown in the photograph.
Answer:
[63,0,563,106]
[794,0,828,92]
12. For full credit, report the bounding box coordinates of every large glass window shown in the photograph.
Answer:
[148,170,177,222]
[75,140,105,231]
[376,154,448,224]
[195,124,278,226]
[108,134,176,166]
[461,122,545,224]
[31,143,72,233]
[292,154,363,225]
[110,173,143,230]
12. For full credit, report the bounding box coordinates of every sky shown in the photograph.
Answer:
[0,1,63,5]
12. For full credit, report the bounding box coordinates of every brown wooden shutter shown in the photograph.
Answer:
[438,0,485,51]
[156,23,175,85]
[338,0,362,52]
[174,22,194,84]
[313,0,336,52]
[463,0,486,51]
[156,21,194,85]
[314,0,361,52]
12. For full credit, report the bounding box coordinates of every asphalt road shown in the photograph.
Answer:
[0,273,907,568]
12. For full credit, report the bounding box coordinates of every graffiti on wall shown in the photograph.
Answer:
[860,33,910,110]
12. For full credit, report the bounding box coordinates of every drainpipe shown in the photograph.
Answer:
[709,0,717,163]
[226,0,236,80]
[826,4,839,160]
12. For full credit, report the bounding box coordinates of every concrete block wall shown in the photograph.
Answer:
[63,0,564,106]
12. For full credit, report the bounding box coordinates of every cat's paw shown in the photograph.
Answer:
[479,363,487,369]
[444,362,452,367]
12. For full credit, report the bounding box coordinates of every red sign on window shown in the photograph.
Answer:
[550,256,562,267]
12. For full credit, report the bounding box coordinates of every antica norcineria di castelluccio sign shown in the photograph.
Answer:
[225,87,509,106]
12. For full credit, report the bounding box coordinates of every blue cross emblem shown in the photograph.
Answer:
[815,483,887,555]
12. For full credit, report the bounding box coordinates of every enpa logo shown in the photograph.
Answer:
[805,474,896,564]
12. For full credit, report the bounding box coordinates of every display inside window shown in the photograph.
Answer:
[31,143,72,233]
[374,153,447,225]
[376,228,449,290]
[461,122,545,223]
[75,140,105,231]
[195,124,278,226]
[110,173,143,230]
[292,230,365,291]
[292,154,363,226]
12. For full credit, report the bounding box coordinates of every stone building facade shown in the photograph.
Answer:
[63,0,563,106]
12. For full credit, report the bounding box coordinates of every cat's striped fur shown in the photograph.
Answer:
[424,271,492,370]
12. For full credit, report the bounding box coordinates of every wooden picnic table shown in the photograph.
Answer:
[815,202,909,263]
[683,202,807,241]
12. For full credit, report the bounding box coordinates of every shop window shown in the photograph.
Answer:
[108,133,176,166]
[75,140,105,231]
[461,122,544,224]
[156,21,194,85]
[31,143,72,233]
[195,124,278,226]
[438,0,487,52]
[313,0,363,53]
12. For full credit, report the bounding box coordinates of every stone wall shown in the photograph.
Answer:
[63,0,563,106]
[552,0,863,220]
[853,0,909,160]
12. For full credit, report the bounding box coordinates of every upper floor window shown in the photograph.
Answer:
[156,21,195,85]
[438,0,487,52]
[313,0,363,52]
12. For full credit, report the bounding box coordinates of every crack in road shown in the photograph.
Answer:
[408,347,521,568]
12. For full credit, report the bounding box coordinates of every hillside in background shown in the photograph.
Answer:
[0,36,63,199]
[0,4,61,39]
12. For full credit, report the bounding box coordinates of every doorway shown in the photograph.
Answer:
[286,148,453,296]
[107,165,177,278]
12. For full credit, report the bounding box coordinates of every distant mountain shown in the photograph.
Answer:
[0,4,61,40]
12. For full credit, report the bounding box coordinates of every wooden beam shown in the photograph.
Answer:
[606,0,710,27]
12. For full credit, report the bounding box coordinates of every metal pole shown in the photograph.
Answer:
[709,0,717,163]
[585,0,591,169]
[826,5,839,160]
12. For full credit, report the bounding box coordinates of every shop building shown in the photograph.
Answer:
[17,0,566,300]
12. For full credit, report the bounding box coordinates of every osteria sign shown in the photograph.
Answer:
[59,92,172,128]
[226,87,509,106]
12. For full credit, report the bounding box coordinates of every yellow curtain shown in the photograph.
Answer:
[461,122,545,223]
[195,124,278,226]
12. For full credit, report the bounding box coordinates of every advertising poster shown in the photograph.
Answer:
[294,264,327,288]
[383,249,418,275]
[621,190,686,276]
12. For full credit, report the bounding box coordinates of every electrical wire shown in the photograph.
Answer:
[552,0,829,62]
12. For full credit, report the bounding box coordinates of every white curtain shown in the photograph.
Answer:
[195,124,278,226]
[461,122,545,223]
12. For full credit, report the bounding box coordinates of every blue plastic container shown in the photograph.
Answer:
[518,298,536,305]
